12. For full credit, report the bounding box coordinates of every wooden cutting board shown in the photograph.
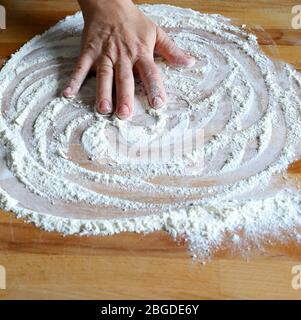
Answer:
[0,0,301,299]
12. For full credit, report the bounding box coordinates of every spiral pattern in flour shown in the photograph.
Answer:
[1,4,301,234]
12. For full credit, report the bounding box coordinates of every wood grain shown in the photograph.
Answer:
[1,0,301,299]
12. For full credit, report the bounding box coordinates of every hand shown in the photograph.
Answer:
[63,0,195,119]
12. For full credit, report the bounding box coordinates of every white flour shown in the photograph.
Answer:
[1,4,301,260]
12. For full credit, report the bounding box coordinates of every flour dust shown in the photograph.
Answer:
[1,4,301,260]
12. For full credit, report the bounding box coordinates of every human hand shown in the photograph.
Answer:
[63,0,195,119]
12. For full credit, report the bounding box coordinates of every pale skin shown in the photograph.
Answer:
[63,0,195,119]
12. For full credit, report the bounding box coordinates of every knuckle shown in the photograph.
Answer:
[118,94,131,103]
[97,66,112,77]
[145,69,159,83]
[69,77,77,84]
[68,78,80,89]
[83,40,97,53]
[149,84,161,96]
[156,26,164,39]
[116,72,131,82]
[164,38,176,51]
[75,63,85,72]
[157,28,174,48]
[69,74,81,84]
[136,43,150,57]
[142,62,159,78]
[103,44,116,61]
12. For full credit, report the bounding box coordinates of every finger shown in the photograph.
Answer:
[95,57,114,114]
[63,52,94,97]
[135,56,166,109]
[156,27,195,67]
[115,58,135,120]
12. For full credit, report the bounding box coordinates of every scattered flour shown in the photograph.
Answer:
[1,4,301,260]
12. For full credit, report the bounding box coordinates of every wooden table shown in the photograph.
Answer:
[0,0,301,299]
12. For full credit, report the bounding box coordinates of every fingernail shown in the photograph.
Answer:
[98,100,112,114]
[117,104,130,119]
[152,96,164,109]
[186,56,196,67]
[63,87,73,98]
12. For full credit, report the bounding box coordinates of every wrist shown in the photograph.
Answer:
[78,0,133,9]
[78,0,136,24]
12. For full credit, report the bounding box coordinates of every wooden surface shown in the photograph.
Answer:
[1,0,301,299]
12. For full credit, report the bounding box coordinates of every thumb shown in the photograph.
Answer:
[155,27,195,67]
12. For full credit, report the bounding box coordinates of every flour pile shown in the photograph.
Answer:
[1,4,301,259]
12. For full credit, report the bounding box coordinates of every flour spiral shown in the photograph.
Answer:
[1,5,301,258]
